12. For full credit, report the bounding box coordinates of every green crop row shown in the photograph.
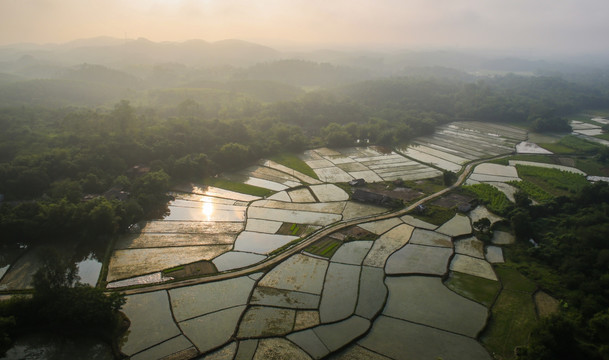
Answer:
[515,165,589,195]
[203,177,273,197]
[463,183,512,215]
[508,180,554,203]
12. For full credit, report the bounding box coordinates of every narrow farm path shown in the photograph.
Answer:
[118,155,504,295]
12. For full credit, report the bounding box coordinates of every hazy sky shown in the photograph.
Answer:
[1,0,608,53]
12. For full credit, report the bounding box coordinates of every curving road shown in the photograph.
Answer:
[118,156,500,295]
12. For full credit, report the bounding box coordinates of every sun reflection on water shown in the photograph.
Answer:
[202,200,214,221]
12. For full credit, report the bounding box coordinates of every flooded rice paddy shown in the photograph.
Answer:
[301,147,442,182]
[570,119,609,146]
[118,204,505,359]
[516,141,553,154]
[398,121,526,172]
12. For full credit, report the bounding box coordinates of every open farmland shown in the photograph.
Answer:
[119,198,506,359]
[2,119,562,360]
[300,146,442,182]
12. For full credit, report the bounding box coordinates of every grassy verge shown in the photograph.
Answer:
[481,264,539,359]
[482,289,538,359]
[495,265,538,293]
[593,132,609,141]
[574,158,609,176]
[269,153,319,180]
[269,238,304,256]
[444,271,501,307]
[489,154,556,166]
[204,177,273,197]
[539,135,601,155]
[491,153,609,177]
[162,265,185,274]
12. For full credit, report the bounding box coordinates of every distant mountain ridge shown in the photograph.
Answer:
[0,37,281,67]
[1,36,603,74]
[0,36,606,108]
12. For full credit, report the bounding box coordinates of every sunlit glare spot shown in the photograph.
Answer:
[202,201,214,220]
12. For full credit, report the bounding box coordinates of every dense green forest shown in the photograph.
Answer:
[505,182,609,359]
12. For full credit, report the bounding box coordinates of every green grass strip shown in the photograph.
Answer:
[489,155,556,166]
[539,135,602,155]
[575,158,609,176]
[481,264,538,359]
[594,132,609,141]
[163,265,185,274]
[320,242,340,256]
[444,272,501,308]
[204,177,273,197]
[269,152,319,180]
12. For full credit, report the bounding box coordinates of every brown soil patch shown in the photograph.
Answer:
[276,223,308,236]
[371,145,393,154]
[339,226,378,241]
[364,183,423,202]
[557,157,576,167]
[305,237,342,258]
[534,291,560,318]
[431,192,475,208]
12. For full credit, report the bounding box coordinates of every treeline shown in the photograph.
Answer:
[505,182,609,359]
[337,74,609,124]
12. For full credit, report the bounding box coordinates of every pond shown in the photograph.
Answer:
[0,240,104,291]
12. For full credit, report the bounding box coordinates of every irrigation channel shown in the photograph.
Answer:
[117,155,504,296]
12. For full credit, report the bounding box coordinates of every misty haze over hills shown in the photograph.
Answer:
[2,37,609,75]
[0,37,608,108]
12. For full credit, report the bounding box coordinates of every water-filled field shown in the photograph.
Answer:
[1,121,534,359]
[398,121,526,172]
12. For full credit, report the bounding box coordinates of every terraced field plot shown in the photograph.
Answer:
[571,120,603,136]
[466,164,521,203]
[515,141,553,154]
[300,146,441,182]
[106,187,253,284]
[107,171,388,284]
[120,202,504,359]
[398,121,526,172]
